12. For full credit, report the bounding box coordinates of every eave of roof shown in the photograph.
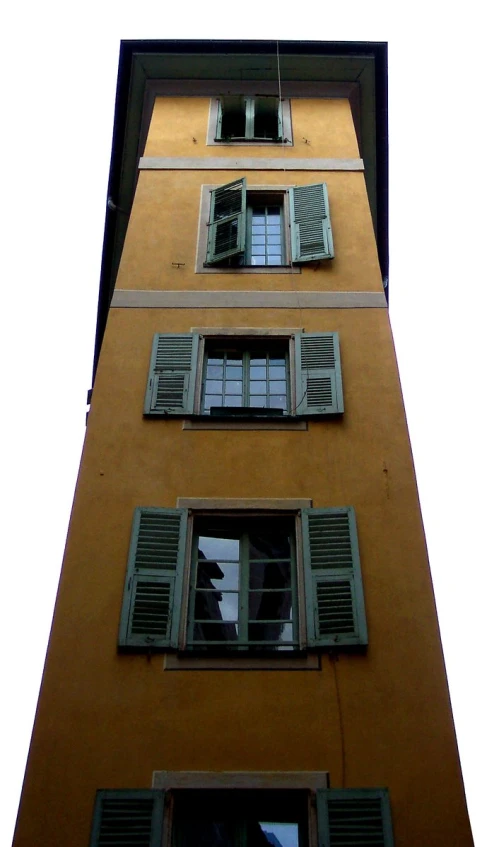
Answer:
[94,39,388,381]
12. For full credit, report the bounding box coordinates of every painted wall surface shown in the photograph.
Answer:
[13,95,472,847]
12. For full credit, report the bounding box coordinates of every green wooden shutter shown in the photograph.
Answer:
[119,507,188,649]
[206,178,247,264]
[302,507,367,647]
[316,789,394,847]
[144,333,199,415]
[289,183,334,262]
[90,789,165,847]
[294,333,343,416]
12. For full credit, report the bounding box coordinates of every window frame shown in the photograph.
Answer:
[177,509,307,654]
[197,333,295,418]
[185,512,300,651]
[196,185,300,275]
[207,96,293,147]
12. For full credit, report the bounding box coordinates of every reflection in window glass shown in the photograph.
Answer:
[174,790,304,847]
[189,518,296,650]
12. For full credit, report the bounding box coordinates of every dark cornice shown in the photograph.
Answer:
[94,39,388,381]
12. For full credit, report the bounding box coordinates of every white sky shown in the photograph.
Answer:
[2,4,480,846]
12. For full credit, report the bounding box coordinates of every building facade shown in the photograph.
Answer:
[13,41,473,847]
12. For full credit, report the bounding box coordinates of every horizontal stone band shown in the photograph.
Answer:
[139,156,364,171]
[111,290,386,309]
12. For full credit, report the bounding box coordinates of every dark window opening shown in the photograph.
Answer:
[173,790,307,847]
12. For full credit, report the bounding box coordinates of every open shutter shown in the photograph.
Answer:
[206,177,246,264]
[119,508,188,649]
[302,507,367,647]
[289,183,334,262]
[295,333,343,415]
[90,790,165,847]
[144,333,199,415]
[316,789,394,847]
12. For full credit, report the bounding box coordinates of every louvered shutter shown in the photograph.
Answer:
[89,790,165,847]
[206,178,247,264]
[295,333,343,415]
[289,183,334,262]
[302,507,367,647]
[144,334,199,415]
[119,508,188,649]
[316,789,394,847]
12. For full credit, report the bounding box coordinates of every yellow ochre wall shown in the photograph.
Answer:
[13,96,472,846]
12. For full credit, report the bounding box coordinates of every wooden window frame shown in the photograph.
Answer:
[196,184,300,275]
[176,508,308,655]
[207,96,293,147]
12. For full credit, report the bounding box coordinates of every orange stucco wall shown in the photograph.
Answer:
[13,95,472,847]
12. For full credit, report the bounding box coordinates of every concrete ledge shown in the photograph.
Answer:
[164,653,320,670]
[152,770,328,789]
[140,156,364,171]
[176,498,312,509]
[111,290,386,309]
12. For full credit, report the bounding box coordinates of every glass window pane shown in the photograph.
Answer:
[248,621,294,644]
[267,235,281,245]
[204,394,222,410]
[250,366,266,379]
[267,225,280,234]
[224,395,243,407]
[205,380,223,394]
[249,395,267,407]
[270,357,285,367]
[198,535,239,561]
[206,365,223,379]
[267,244,282,255]
[249,591,292,622]
[252,215,265,225]
[260,823,299,847]
[267,255,282,265]
[269,380,287,393]
[226,354,242,365]
[196,561,239,591]
[251,245,266,255]
[250,357,266,366]
[225,380,242,395]
[225,366,242,379]
[250,256,266,265]
[270,395,287,410]
[194,589,238,622]
[207,357,223,366]
[269,365,285,379]
[251,235,265,245]
[252,225,266,235]
[250,381,266,394]
[267,207,281,216]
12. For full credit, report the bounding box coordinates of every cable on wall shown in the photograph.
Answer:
[329,651,347,787]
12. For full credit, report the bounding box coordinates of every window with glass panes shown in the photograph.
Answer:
[247,202,284,266]
[187,516,298,650]
[202,341,289,413]
[173,790,307,847]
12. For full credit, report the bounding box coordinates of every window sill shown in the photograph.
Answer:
[164,652,321,671]
[197,264,301,274]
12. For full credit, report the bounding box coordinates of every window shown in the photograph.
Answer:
[217,96,281,142]
[144,332,343,419]
[90,787,395,847]
[118,506,368,653]
[204,179,334,267]
[207,96,293,146]
[188,515,296,650]
[202,340,289,415]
